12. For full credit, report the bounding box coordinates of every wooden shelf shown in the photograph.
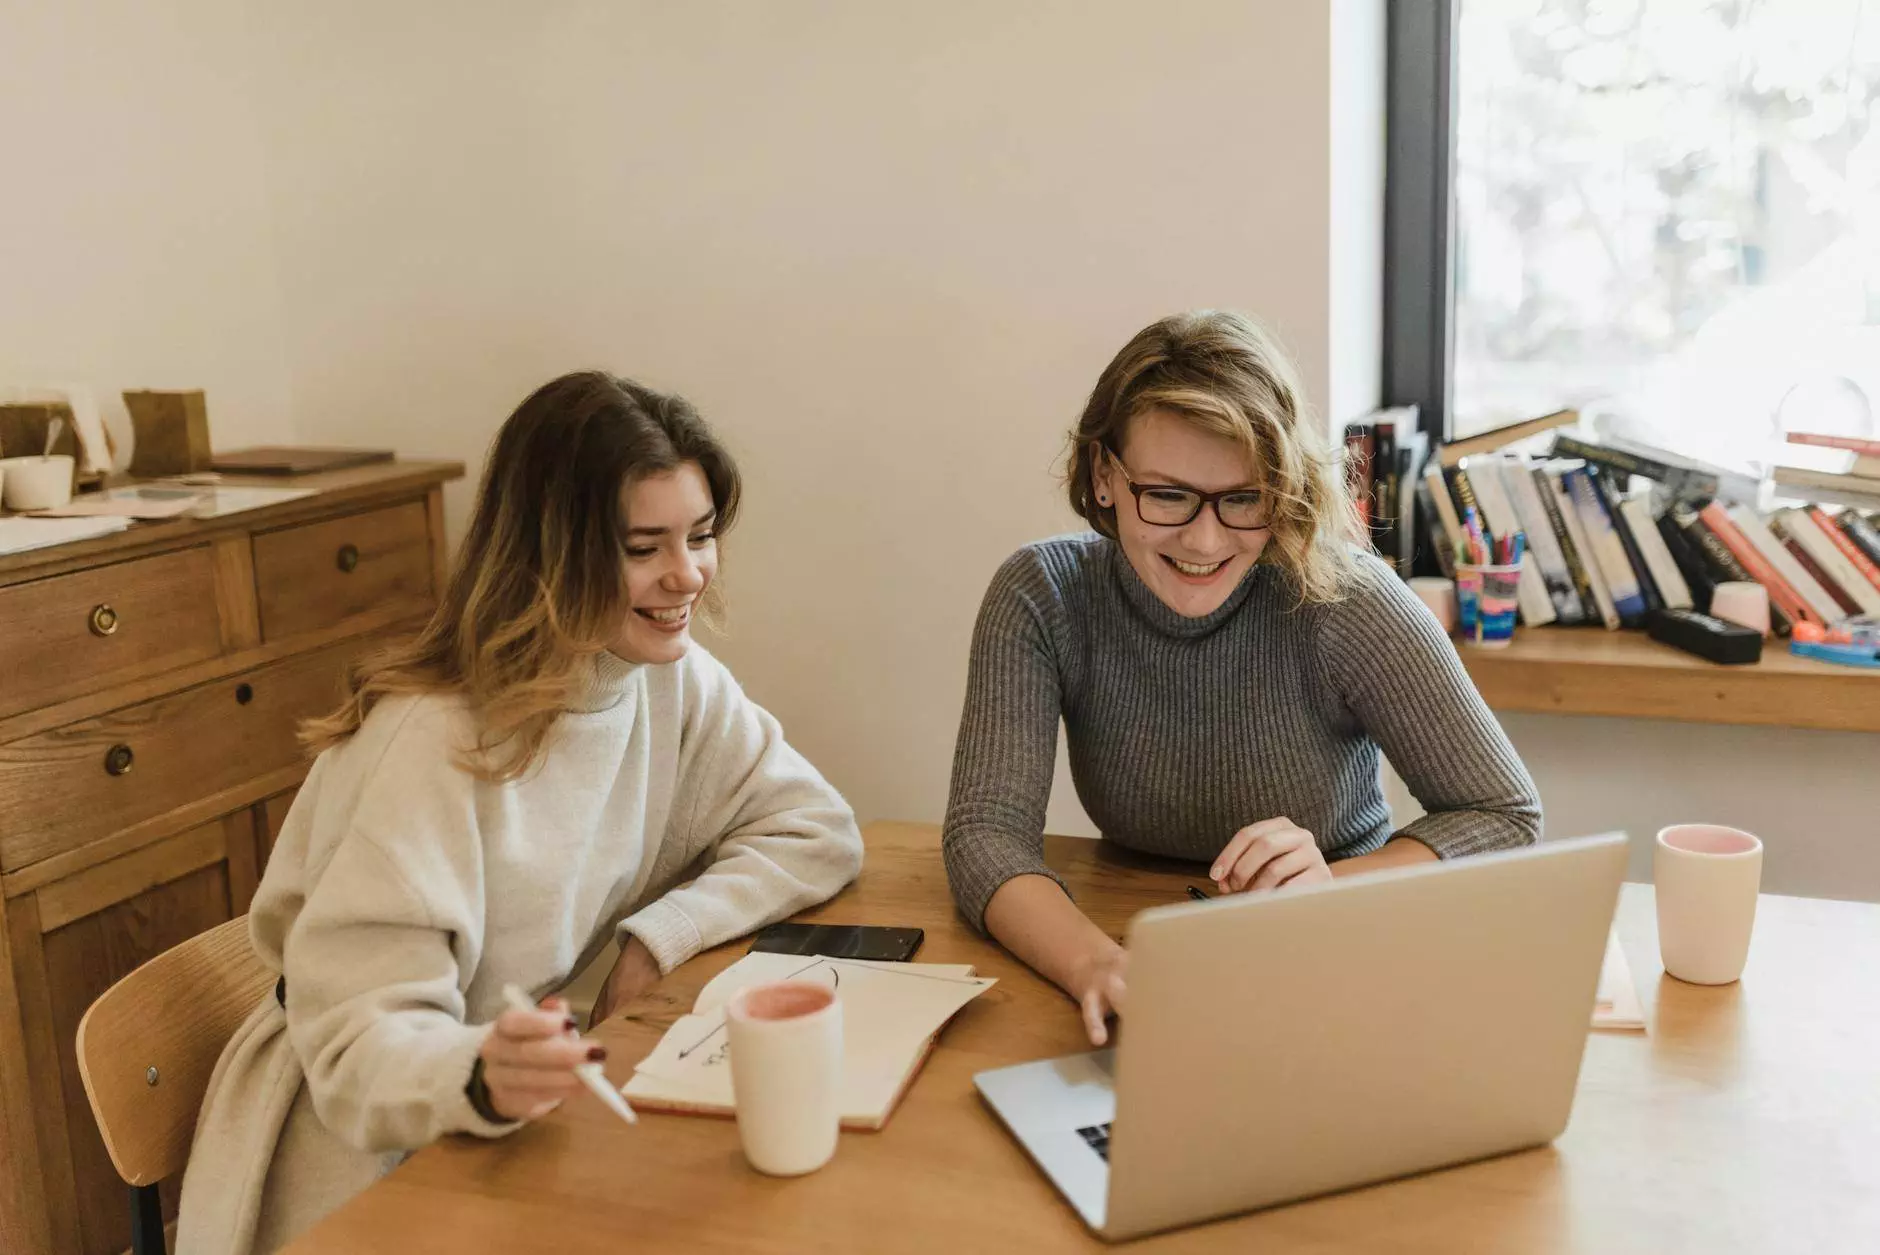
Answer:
[1458,626,1880,734]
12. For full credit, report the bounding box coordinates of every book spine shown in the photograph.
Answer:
[1552,434,1719,500]
[1424,459,1465,568]
[1344,424,1374,532]
[1536,467,1598,616]
[1591,468,1663,612]
[1621,496,1693,610]
[1655,512,1715,614]
[1807,506,1880,596]
[1414,477,1457,578]
[1564,467,1646,625]
[1781,510,1880,616]
[1446,466,1496,551]
[1699,503,1824,629]
[1501,457,1584,623]
[1729,505,1844,625]
[1680,508,1793,635]
[1551,471,1620,629]
[1392,431,1429,576]
[1787,431,1880,457]
[1772,522,1861,617]
[1838,510,1880,568]
[1372,420,1397,557]
[1466,458,1557,626]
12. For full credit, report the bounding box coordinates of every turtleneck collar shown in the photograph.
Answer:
[569,650,645,714]
[1107,537,1263,639]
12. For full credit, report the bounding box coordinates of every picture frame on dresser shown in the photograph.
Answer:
[0,458,463,1255]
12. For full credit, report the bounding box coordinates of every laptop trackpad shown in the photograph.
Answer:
[975,1051,1117,1231]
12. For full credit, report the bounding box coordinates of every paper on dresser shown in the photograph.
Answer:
[0,515,130,556]
[1593,930,1646,1032]
[625,955,994,1123]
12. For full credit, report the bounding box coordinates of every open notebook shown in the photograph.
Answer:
[624,952,995,1130]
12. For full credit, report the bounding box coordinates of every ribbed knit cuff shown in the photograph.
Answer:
[619,898,704,974]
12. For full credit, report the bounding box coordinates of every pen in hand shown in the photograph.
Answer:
[1186,885,1213,901]
[500,983,639,1125]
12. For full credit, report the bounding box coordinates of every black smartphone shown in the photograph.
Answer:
[748,923,924,962]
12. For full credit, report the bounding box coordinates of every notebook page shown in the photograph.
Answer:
[626,956,994,1121]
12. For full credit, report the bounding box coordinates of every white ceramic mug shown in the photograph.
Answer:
[725,979,842,1176]
[0,455,76,511]
[1655,824,1763,985]
[1407,576,1459,633]
[1709,582,1771,637]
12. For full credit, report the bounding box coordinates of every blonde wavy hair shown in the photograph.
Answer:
[303,371,741,781]
[1065,310,1361,604]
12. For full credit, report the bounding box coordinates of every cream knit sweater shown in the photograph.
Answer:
[175,648,862,1255]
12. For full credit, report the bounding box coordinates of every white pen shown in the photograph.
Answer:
[500,983,638,1125]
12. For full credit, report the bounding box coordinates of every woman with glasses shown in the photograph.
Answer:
[942,310,1540,1045]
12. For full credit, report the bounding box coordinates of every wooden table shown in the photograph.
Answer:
[1457,625,1880,733]
[290,821,1880,1254]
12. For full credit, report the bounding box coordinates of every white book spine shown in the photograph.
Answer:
[1728,504,1846,624]
[1463,458,1558,626]
[1618,496,1693,610]
[1783,510,1880,616]
[1551,472,1620,629]
[1500,455,1585,623]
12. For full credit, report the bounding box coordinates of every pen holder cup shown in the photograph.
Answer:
[1456,563,1520,649]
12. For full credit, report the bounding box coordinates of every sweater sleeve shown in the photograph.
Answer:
[281,708,518,1153]
[941,549,1071,932]
[619,657,862,974]
[1315,556,1542,857]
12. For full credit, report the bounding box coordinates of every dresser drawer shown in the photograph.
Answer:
[253,501,435,641]
[0,640,358,871]
[0,546,225,722]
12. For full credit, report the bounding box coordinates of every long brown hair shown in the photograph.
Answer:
[1064,310,1360,604]
[304,371,742,780]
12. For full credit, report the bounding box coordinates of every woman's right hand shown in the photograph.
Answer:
[479,996,606,1121]
[1067,943,1129,1047]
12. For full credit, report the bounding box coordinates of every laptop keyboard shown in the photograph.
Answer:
[1076,1123,1113,1162]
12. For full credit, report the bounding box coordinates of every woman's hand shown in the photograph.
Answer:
[588,937,662,1030]
[1211,818,1332,894]
[479,996,602,1122]
[1066,942,1129,1047]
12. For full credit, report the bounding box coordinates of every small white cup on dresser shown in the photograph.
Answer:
[1709,582,1771,636]
[725,979,843,1176]
[1655,824,1763,985]
[0,454,76,511]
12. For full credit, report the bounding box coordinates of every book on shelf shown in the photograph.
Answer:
[1459,455,1557,625]
[1727,504,1846,625]
[1838,511,1880,570]
[1653,511,1716,614]
[1344,422,1375,531]
[1344,406,1423,577]
[1414,474,1458,579]
[1551,433,1760,505]
[1589,467,1664,613]
[1769,514,1863,618]
[1495,454,1585,623]
[1618,495,1693,611]
[1770,465,1880,511]
[1542,463,1617,629]
[1775,510,1880,616]
[1700,503,1828,628]
[1785,432,1880,459]
[1435,408,1580,469]
[1674,503,1793,636]
[1561,466,1647,626]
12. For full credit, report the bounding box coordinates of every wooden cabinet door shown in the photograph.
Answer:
[4,812,264,1255]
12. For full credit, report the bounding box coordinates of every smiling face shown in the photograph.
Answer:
[1093,408,1272,618]
[608,462,720,665]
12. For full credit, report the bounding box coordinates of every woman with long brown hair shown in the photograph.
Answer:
[178,372,862,1255]
[944,311,1539,1045]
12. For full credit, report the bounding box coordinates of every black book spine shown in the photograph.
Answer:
[1677,506,1795,636]
[1534,467,1597,615]
[1839,511,1880,568]
[1656,513,1716,614]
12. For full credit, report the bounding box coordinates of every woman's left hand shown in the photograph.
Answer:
[588,937,662,1029]
[1211,818,1332,894]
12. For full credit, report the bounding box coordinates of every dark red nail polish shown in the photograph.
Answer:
[563,1016,578,1032]
[587,1045,608,1062]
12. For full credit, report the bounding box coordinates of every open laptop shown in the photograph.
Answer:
[974,832,1628,1241]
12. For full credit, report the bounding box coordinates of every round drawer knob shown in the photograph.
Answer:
[104,744,135,777]
[336,543,360,573]
[235,683,255,705]
[88,604,120,637]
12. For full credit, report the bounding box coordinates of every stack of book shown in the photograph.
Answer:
[1344,406,1427,578]
[1357,412,1880,636]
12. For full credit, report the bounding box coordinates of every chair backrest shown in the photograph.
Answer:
[75,915,273,1187]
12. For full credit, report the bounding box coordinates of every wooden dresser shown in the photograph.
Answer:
[0,460,463,1255]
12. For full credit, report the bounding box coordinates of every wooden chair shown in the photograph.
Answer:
[74,915,273,1255]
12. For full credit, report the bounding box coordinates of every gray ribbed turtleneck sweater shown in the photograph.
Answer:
[942,534,1541,929]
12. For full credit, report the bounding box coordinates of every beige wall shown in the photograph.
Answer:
[0,0,295,456]
[243,1,1360,835]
